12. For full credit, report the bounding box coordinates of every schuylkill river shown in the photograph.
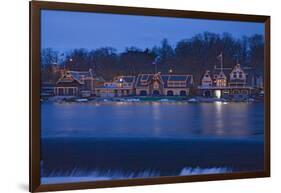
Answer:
[40,102,264,184]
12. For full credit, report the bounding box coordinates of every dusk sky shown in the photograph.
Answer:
[41,10,264,53]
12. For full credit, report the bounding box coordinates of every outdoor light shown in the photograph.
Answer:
[215,90,222,98]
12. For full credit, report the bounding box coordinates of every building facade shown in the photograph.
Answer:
[135,73,194,96]
[54,69,95,97]
[198,63,260,99]
[95,76,136,97]
[52,64,261,99]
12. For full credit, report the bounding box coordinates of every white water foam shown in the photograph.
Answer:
[180,167,231,175]
[41,166,231,184]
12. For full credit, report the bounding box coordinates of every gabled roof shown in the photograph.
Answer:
[56,69,95,85]
[168,75,188,81]
[217,71,227,79]
[135,74,154,87]
[212,64,254,78]
[204,63,258,86]
[212,66,232,78]
[135,73,193,88]
[68,70,94,80]
[201,70,212,81]
[140,74,149,81]
[114,76,136,83]
[95,76,105,82]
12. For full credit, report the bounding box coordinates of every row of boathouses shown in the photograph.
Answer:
[45,63,263,99]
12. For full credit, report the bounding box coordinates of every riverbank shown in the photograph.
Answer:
[42,95,264,103]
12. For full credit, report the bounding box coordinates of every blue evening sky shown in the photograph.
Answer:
[41,10,264,53]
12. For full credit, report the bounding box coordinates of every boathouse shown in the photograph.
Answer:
[198,63,260,99]
[135,73,194,96]
[95,76,136,97]
[54,69,95,97]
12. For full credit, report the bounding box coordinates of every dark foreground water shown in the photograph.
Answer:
[40,101,264,184]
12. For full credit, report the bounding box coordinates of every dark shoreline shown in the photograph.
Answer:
[42,95,264,103]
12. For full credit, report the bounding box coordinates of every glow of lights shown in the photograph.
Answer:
[214,90,221,98]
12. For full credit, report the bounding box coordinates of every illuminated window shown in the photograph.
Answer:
[216,79,226,87]
[153,82,159,89]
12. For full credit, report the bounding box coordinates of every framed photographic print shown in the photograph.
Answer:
[30,1,270,192]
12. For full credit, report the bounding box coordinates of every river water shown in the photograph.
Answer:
[40,101,264,184]
[41,101,264,139]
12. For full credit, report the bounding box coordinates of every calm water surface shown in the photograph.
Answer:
[41,101,264,139]
[40,101,264,184]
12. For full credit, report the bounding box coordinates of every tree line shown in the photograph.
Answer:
[41,32,264,84]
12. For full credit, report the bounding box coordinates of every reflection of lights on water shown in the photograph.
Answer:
[43,100,258,139]
[214,101,228,105]
[152,102,161,106]
[115,102,125,105]
[214,101,225,135]
[202,101,250,136]
[154,127,161,135]
[152,104,161,135]
[152,103,161,121]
